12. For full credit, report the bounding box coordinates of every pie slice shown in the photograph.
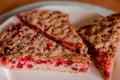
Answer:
[17,9,87,54]
[0,22,90,72]
[77,13,120,80]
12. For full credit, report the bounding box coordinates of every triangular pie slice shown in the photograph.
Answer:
[0,22,90,72]
[77,13,120,80]
[17,9,87,54]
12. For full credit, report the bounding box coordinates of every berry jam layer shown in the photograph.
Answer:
[17,9,87,54]
[0,23,90,72]
[0,56,90,72]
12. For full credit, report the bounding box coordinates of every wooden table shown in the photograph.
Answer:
[0,0,120,15]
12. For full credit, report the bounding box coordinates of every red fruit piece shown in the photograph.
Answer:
[45,43,52,50]
[103,61,111,69]
[10,59,16,64]
[79,67,88,72]
[1,57,7,65]
[19,58,27,64]
[47,59,52,64]
[25,56,34,62]
[1,57,6,62]
[44,25,49,32]
[100,53,107,61]
[9,59,16,64]
[17,63,23,68]
[15,33,20,37]
[104,71,110,77]
[36,60,43,64]
[42,61,47,63]
[65,60,73,66]
[27,64,33,68]
[102,56,107,61]
[55,61,62,66]
[20,58,26,61]
[72,67,78,71]
[37,21,42,25]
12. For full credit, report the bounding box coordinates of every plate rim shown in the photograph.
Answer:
[0,1,114,24]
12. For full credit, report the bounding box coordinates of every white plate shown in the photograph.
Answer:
[0,1,119,80]
[0,1,114,24]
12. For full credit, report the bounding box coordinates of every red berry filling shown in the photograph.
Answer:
[103,61,111,69]
[45,43,52,50]
[42,61,47,64]
[44,25,49,32]
[72,67,78,71]
[65,60,73,66]
[79,67,88,72]
[27,64,33,68]
[55,61,62,66]
[9,59,16,64]
[104,71,110,77]
[17,63,23,68]
[37,21,42,25]
[36,60,43,64]
[1,57,7,65]
[61,39,81,52]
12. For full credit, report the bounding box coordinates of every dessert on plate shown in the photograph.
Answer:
[0,22,90,72]
[0,8,120,80]
[78,13,120,80]
[17,9,87,54]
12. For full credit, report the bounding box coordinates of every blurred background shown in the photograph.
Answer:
[0,0,120,15]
